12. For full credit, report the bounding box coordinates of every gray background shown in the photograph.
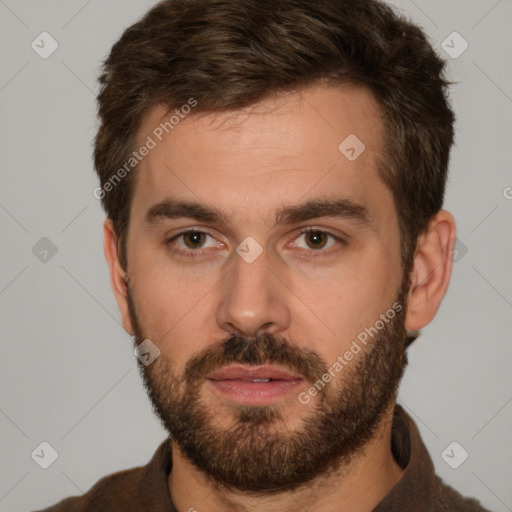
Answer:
[0,0,511,510]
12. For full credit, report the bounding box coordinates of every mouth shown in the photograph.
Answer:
[206,365,305,405]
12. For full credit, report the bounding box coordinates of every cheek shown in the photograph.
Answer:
[129,255,223,363]
[291,251,399,344]
[135,275,211,335]
[131,238,218,312]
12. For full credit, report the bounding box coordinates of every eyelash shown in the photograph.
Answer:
[165,227,346,259]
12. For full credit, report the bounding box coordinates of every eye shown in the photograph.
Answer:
[166,229,223,257]
[291,228,345,256]
[165,227,346,259]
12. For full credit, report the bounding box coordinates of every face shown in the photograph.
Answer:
[121,84,409,492]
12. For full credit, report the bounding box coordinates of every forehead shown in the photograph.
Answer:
[131,84,388,228]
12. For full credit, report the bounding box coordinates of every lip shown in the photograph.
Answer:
[206,365,305,405]
[207,364,303,381]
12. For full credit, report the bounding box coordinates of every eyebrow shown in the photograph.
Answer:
[144,198,370,227]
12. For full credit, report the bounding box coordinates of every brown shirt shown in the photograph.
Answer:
[34,405,491,512]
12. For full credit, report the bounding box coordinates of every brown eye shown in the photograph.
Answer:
[165,229,224,258]
[304,231,329,249]
[294,229,340,252]
[182,231,207,249]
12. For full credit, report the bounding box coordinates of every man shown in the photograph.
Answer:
[36,0,491,510]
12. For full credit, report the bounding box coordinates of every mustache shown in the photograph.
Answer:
[183,332,329,388]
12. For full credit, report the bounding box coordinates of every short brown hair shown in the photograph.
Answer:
[94,0,454,279]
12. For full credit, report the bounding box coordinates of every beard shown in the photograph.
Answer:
[125,276,409,495]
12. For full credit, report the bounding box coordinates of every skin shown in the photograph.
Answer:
[103,83,456,511]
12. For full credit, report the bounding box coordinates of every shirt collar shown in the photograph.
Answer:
[373,403,439,511]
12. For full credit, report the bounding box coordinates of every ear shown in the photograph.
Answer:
[103,219,134,335]
[405,210,456,331]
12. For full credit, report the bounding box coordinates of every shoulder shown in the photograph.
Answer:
[432,475,491,512]
[32,439,172,512]
[32,465,144,512]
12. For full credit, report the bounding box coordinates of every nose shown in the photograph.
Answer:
[215,247,291,337]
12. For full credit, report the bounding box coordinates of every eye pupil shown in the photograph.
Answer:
[184,232,205,248]
[306,231,327,249]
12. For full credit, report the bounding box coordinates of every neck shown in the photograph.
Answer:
[168,402,404,512]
